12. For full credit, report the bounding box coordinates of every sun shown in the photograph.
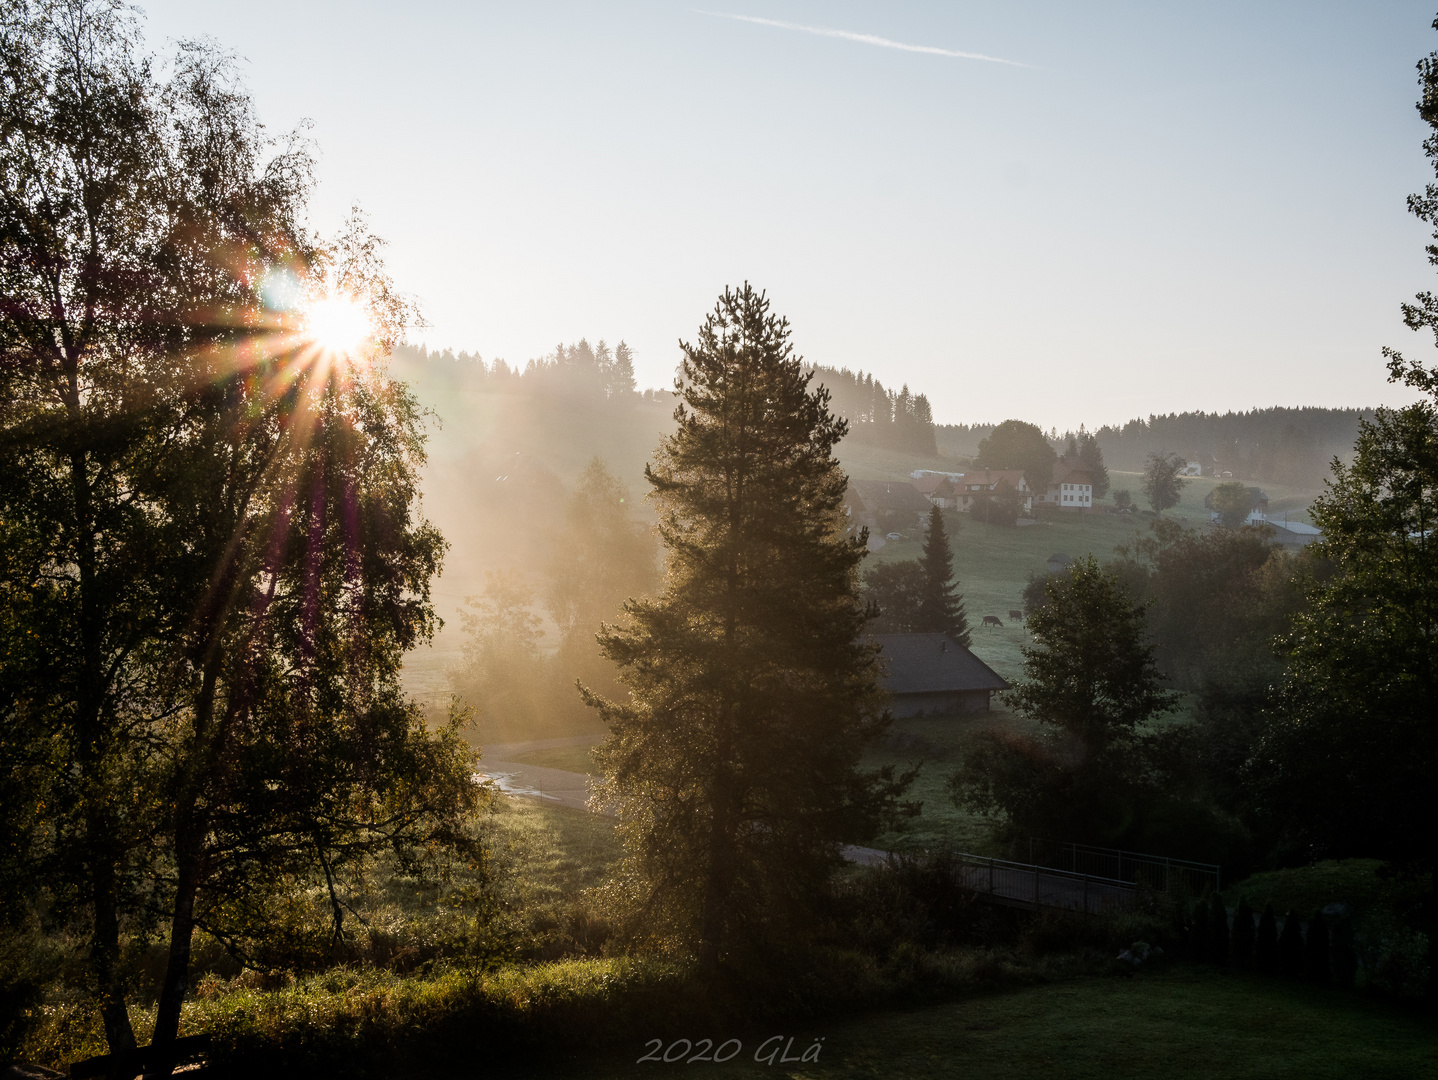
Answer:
[306,295,371,356]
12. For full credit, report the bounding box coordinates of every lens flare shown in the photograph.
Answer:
[306,295,371,356]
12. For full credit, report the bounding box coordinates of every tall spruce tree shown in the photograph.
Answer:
[587,284,910,971]
[916,506,970,645]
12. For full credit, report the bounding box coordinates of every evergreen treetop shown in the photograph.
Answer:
[916,506,970,646]
[587,284,912,971]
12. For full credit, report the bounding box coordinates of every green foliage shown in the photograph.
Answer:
[1112,489,1134,511]
[915,507,969,645]
[545,458,658,662]
[1110,519,1302,826]
[450,459,656,744]
[975,420,1057,490]
[969,485,1023,526]
[948,557,1178,847]
[1209,481,1254,527]
[808,366,938,454]
[0,1,483,1055]
[862,561,927,633]
[1074,430,1111,499]
[1142,451,1185,514]
[1250,402,1438,867]
[1354,909,1431,997]
[586,285,911,969]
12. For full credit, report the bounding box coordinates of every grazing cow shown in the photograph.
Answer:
[1008,609,1024,621]
[982,615,1003,629]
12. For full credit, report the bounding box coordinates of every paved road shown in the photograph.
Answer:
[474,751,1136,910]
[476,736,605,812]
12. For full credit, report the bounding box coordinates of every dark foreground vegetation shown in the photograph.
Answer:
[3,2,1438,1078]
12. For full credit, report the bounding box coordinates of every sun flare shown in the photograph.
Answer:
[306,295,371,356]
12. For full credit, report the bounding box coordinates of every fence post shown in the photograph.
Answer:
[1117,850,1123,883]
[989,858,994,895]
[1084,874,1089,914]
[1034,864,1040,908]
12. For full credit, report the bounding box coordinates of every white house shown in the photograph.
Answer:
[1035,461,1095,510]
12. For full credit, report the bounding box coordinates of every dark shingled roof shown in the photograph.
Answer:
[851,480,935,513]
[872,633,1010,695]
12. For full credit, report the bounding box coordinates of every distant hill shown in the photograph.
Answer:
[938,407,1372,489]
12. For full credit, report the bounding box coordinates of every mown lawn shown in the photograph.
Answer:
[528,968,1438,1080]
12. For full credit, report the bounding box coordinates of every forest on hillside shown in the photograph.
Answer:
[938,407,1371,488]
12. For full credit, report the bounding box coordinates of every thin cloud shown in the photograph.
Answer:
[698,11,1034,68]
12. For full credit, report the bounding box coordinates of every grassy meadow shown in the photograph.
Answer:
[529,968,1438,1080]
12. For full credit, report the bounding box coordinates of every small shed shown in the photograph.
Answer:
[872,633,1010,717]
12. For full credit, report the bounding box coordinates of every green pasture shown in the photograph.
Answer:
[538,968,1438,1080]
[506,743,602,775]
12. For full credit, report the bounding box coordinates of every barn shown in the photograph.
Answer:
[872,633,1010,717]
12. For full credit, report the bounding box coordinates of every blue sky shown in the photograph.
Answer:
[143,1,1436,428]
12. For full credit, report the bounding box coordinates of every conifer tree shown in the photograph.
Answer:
[588,284,910,971]
[916,506,970,645]
[1278,909,1306,975]
[1305,912,1331,984]
[1231,897,1256,969]
[1209,899,1231,965]
[1255,903,1279,974]
[1189,897,1211,960]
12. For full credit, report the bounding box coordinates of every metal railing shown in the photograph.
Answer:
[950,851,1137,914]
[1027,839,1220,896]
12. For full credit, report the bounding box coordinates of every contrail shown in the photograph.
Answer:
[698,11,1034,68]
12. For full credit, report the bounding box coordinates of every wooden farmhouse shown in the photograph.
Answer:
[952,470,1035,513]
[872,633,1010,717]
[847,480,936,535]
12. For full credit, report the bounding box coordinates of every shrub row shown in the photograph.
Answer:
[1187,897,1359,989]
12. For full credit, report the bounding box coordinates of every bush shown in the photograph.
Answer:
[1254,904,1278,975]
[1357,910,1432,998]
[1230,899,1255,970]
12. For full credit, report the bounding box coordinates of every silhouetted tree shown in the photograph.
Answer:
[863,561,927,633]
[1210,481,1253,527]
[0,4,480,1060]
[975,419,1057,491]
[1209,900,1230,965]
[948,557,1177,846]
[1306,913,1330,984]
[1251,22,1438,879]
[587,285,912,971]
[1255,903,1279,973]
[916,507,969,645]
[1231,898,1255,969]
[1142,451,1185,514]
[1278,910,1305,976]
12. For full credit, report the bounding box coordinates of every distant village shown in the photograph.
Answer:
[846,456,1321,552]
